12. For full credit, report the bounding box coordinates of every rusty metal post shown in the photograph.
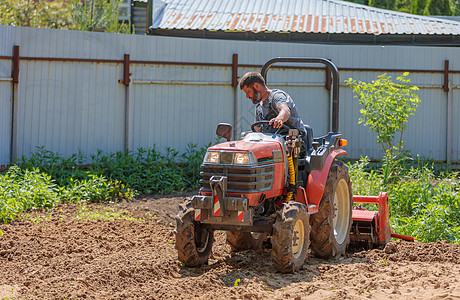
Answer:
[10,45,20,163]
[447,81,452,164]
[443,60,449,92]
[232,54,240,140]
[442,60,452,164]
[123,54,131,152]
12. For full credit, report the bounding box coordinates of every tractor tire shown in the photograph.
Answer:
[175,199,214,267]
[271,201,310,273]
[310,161,353,258]
[226,231,268,251]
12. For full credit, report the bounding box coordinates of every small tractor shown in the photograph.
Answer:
[175,57,414,273]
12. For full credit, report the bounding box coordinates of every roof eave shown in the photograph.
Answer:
[148,28,460,46]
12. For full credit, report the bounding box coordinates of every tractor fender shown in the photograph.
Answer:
[306,149,347,206]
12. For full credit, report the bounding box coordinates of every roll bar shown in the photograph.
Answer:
[260,57,340,132]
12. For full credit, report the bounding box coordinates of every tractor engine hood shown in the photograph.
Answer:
[209,131,287,161]
[208,140,283,160]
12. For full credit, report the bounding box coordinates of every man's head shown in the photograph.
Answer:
[239,72,267,104]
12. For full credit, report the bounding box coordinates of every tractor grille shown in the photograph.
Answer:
[200,164,275,193]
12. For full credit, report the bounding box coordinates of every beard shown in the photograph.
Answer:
[251,87,262,104]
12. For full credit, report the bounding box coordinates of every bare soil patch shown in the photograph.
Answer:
[1,193,459,299]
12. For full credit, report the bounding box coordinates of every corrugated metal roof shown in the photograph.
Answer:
[151,0,460,35]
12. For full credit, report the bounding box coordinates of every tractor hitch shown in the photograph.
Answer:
[191,175,254,226]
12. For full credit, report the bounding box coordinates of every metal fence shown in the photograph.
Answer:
[0,25,459,166]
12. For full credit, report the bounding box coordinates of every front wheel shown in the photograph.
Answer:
[226,231,268,251]
[271,201,310,273]
[175,199,214,267]
[310,161,353,258]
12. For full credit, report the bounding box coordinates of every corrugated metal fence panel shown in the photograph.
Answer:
[238,67,330,137]
[0,78,12,165]
[18,60,125,158]
[340,70,448,160]
[14,27,127,159]
[1,25,460,164]
[129,64,235,151]
[452,73,460,162]
[0,25,14,55]
[0,25,14,165]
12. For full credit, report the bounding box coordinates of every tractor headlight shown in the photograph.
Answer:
[203,151,219,164]
[233,152,251,165]
[203,151,255,165]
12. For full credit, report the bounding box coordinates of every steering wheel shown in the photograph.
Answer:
[250,120,290,135]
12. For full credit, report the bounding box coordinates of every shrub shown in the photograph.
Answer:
[0,166,59,223]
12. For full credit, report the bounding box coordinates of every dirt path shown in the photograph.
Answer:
[1,193,459,299]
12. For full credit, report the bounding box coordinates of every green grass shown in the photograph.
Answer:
[75,204,144,222]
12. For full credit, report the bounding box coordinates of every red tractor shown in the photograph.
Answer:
[175,57,413,273]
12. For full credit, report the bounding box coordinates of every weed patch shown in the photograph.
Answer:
[1,144,208,223]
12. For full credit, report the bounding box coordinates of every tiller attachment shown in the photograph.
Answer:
[351,192,414,248]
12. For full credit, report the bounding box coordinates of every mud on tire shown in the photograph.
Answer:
[226,231,268,251]
[310,161,353,258]
[175,199,214,267]
[271,201,310,273]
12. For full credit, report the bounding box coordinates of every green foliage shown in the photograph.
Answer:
[59,174,117,203]
[19,145,208,196]
[349,158,460,244]
[1,144,208,223]
[423,0,452,15]
[395,0,413,12]
[346,73,420,186]
[346,73,420,159]
[360,0,460,15]
[453,0,460,15]
[0,0,131,33]
[369,0,395,10]
[0,0,72,28]
[347,157,383,196]
[69,0,131,33]
[0,166,59,223]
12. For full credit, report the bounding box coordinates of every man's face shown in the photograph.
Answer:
[242,84,262,104]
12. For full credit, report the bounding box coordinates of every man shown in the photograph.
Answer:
[239,72,309,144]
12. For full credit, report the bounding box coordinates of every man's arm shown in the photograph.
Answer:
[269,104,291,128]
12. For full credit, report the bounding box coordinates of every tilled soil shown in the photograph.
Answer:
[1,193,459,299]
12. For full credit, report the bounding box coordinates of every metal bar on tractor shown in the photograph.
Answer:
[260,57,340,132]
[353,195,380,204]
[391,233,415,242]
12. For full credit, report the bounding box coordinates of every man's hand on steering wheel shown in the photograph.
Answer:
[251,121,290,135]
[269,117,284,129]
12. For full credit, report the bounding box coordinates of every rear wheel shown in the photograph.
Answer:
[175,199,214,267]
[310,161,353,258]
[271,201,310,273]
[226,231,268,251]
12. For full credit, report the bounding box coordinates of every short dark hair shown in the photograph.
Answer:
[239,72,266,90]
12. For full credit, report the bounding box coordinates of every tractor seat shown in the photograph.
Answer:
[304,125,313,151]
